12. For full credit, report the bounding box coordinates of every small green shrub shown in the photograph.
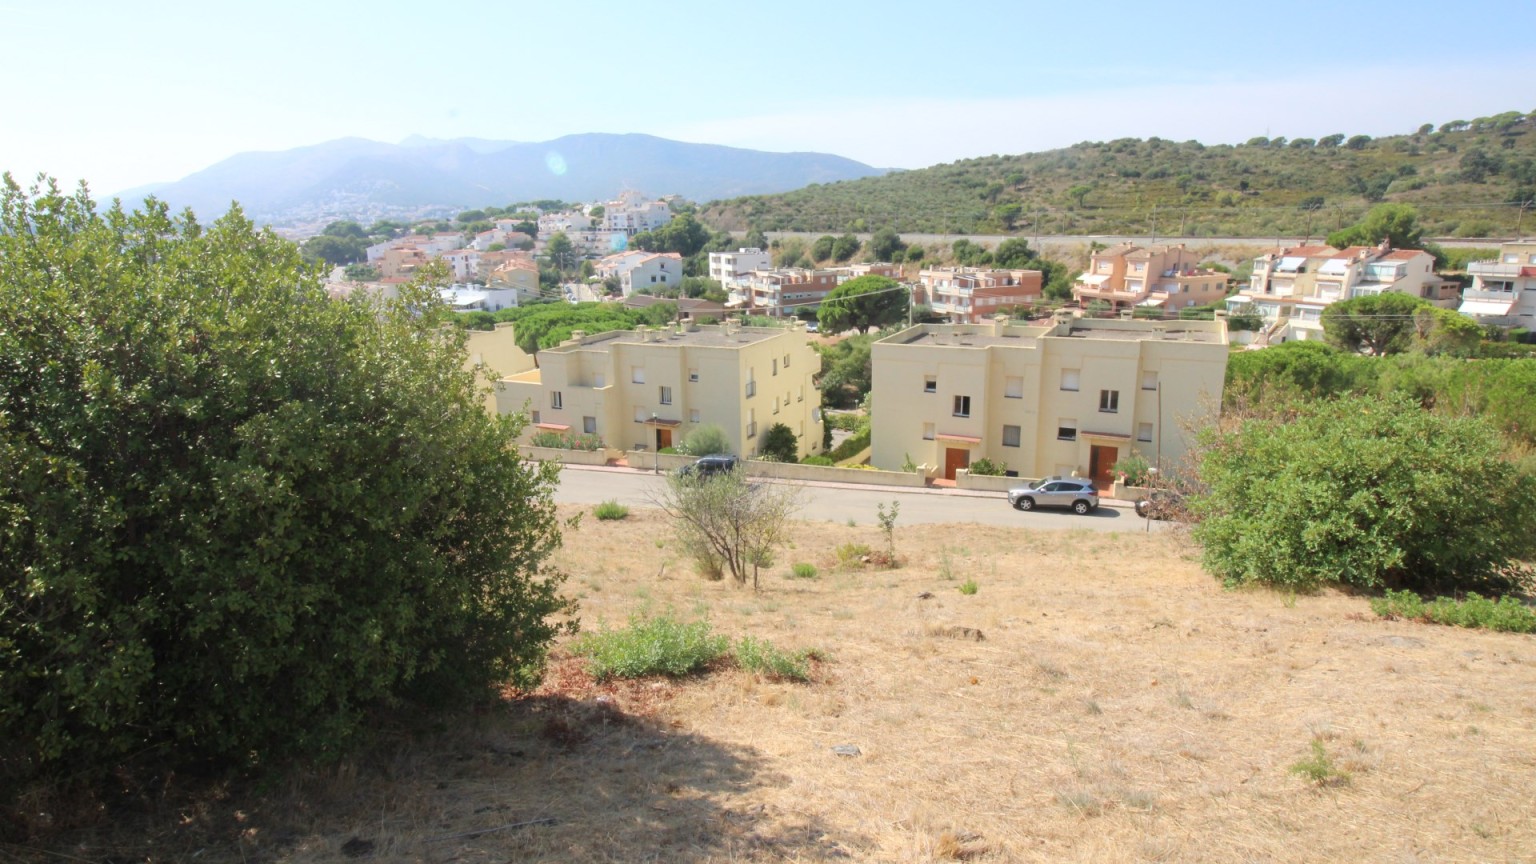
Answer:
[1288,739,1350,787]
[828,426,871,461]
[802,455,835,466]
[967,457,1007,476]
[836,543,872,569]
[733,636,812,681]
[530,429,604,450]
[593,500,629,521]
[790,562,819,579]
[958,579,979,595]
[570,615,729,680]
[678,423,731,456]
[1372,589,1536,633]
[1111,452,1152,487]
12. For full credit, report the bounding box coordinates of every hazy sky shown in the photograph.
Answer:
[4,0,1533,197]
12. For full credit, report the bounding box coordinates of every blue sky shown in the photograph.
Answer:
[4,0,1533,197]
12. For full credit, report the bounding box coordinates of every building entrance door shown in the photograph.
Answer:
[656,427,673,450]
[944,447,970,481]
[1089,444,1118,491]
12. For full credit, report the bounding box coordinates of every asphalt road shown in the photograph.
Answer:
[553,465,1162,534]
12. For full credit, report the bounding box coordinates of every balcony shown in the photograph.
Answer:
[1467,261,1525,278]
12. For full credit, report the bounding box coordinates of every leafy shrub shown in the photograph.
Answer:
[1371,589,1536,633]
[593,500,630,521]
[0,182,571,797]
[678,423,731,456]
[958,579,979,595]
[968,457,1007,476]
[1111,452,1153,487]
[733,636,812,681]
[571,615,729,680]
[759,423,799,462]
[1194,394,1536,592]
[531,429,604,450]
[802,455,835,466]
[828,426,872,461]
[790,562,819,579]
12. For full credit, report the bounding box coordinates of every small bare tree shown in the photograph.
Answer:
[653,469,802,590]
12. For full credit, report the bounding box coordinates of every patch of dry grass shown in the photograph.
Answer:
[21,506,1536,862]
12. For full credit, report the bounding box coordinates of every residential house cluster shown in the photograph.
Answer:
[917,267,1044,323]
[596,250,686,296]
[1226,241,1455,341]
[704,249,901,318]
[1071,243,1230,313]
[537,192,677,257]
[487,306,1229,488]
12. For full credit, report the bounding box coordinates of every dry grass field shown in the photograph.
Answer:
[29,506,1536,863]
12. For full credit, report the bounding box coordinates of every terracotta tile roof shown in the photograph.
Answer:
[1381,249,1427,261]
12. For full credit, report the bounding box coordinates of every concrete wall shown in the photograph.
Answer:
[521,445,615,466]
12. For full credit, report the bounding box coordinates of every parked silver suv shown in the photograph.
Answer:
[1007,477,1100,515]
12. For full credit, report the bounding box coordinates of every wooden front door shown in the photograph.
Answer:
[944,447,970,481]
[1089,444,1117,491]
[656,427,673,450]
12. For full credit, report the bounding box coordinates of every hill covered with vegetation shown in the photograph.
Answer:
[701,112,1536,240]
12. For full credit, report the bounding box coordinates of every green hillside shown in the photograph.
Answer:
[701,112,1536,240]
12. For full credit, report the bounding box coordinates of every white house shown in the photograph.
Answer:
[1460,241,1536,327]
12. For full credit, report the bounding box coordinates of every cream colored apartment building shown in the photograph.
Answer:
[870,314,1228,487]
[497,320,824,458]
[463,323,537,416]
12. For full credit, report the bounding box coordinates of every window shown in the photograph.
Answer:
[747,409,757,438]
[922,422,935,441]
[1005,376,1023,398]
[634,407,648,423]
[1057,419,1077,441]
[1061,369,1080,391]
[1141,371,1158,391]
[1003,424,1021,447]
[583,416,597,434]
[631,366,645,384]
[531,410,540,425]
[550,391,563,409]
[1137,422,1153,442]
[690,409,701,423]
[745,380,756,398]
[773,397,780,415]
[1099,389,1119,413]
[953,395,971,417]
[772,358,778,376]
[659,385,672,405]
[689,368,699,382]
[784,353,791,368]
[924,375,937,393]
[797,386,803,403]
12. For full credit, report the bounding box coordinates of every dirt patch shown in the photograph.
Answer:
[23,508,1536,862]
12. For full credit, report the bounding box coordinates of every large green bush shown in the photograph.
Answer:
[0,179,571,798]
[1192,394,1536,592]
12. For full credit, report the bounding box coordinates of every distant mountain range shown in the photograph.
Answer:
[114,134,884,226]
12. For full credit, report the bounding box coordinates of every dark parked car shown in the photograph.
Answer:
[677,454,739,479]
[1007,477,1100,515]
